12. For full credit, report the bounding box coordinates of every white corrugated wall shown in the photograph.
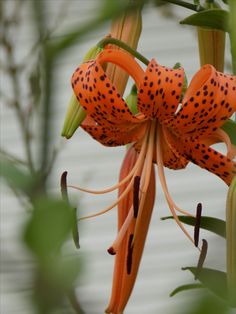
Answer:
[0,1,231,313]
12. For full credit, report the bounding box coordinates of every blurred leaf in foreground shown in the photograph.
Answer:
[24,197,73,259]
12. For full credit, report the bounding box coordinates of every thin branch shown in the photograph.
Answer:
[161,0,205,11]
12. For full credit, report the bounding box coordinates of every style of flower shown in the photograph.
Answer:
[69,47,236,314]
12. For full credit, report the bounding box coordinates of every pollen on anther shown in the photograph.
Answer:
[107,247,116,255]
[194,203,202,247]
[133,176,140,218]
[127,234,134,275]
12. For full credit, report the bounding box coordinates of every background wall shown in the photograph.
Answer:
[0,1,231,313]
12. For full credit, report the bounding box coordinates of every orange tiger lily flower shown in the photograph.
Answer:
[69,48,236,313]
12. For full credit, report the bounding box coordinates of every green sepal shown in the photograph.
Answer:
[161,215,226,238]
[170,283,204,297]
[182,267,228,300]
[180,9,229,32]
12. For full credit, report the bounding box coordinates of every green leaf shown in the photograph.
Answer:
[170,283,204,297]
[180,9,229,32]
[182,267,228,300]
[24,197,73,259]
[161,215,226,238]
[221,119,236,145]
[0,159,35,195]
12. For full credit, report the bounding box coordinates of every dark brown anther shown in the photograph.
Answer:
[61,171,69,203]
[194,203,202,247]
[107,247,116,255]
[133,176,140,218]
[127,234,134,275]
[195,239,208,280]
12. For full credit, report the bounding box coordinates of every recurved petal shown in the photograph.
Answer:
[166,129,236,186]
[137,59,184,120]
[167,65,236,139]
[71,60,140,128]
[81,116,147,146]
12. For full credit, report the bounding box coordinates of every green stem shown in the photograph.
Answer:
[229,0,236,74]
[97,37,150,66]
[161,0,205,11]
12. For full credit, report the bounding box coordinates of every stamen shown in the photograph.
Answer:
[132,121,155,245]
[156,124,195,245]
[107,247,116,255]
[61,171,69,202]
[194,203,202,247]
[78,146,147,221]
[78,177,135,220]
[68,133,148,195]
[133,176,140,218]
[109,208,134,254]
[127,234,134,275]
[195,239,208,280]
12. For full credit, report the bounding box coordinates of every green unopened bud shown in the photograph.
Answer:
[61,94,86,139]
[125,85,138,115]
[226,176,236,306]
[61,45,103,139]
[197,1,225,71]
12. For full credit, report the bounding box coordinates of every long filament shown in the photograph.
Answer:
[69,132,149,195]
[156,124,195,245]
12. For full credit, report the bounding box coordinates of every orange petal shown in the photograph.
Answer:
[106,147,156,314]
[81,115,147,146]
[168,65,236,138]
[106,146,138,313]
[160,126,189,170]
[137,59,184,120]
[166,129,236,185]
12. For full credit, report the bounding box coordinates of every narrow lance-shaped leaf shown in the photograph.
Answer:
[161,215,226,238]
[170,283,204,297]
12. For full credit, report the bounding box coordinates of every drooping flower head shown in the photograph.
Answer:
[66,47,236,313]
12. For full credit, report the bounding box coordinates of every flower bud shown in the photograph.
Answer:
[105,7,142,95]
[61,94,86,139]
[61,46,102,139]
[226,176,236,306]
[197,1,225,71]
